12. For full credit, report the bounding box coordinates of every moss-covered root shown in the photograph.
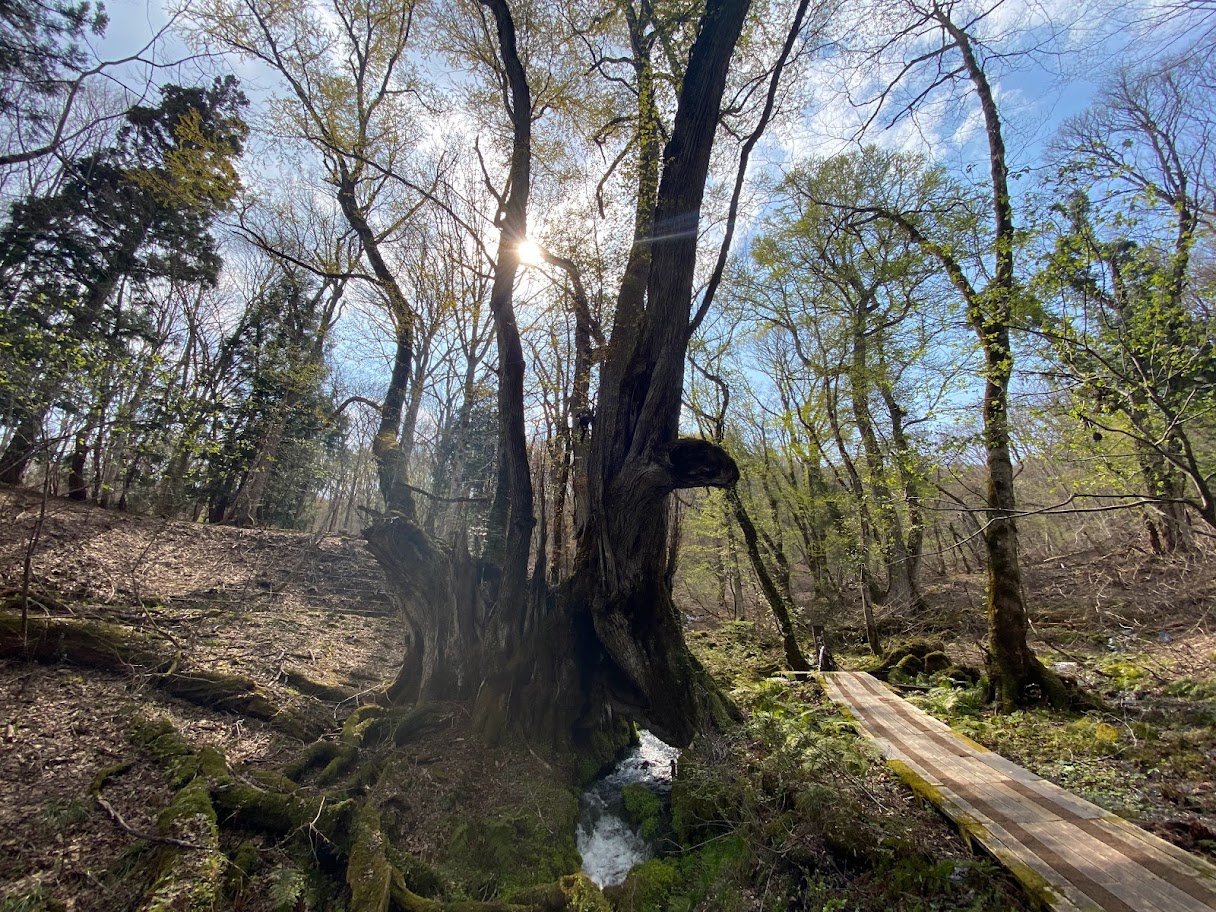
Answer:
[141,778,227,912]
[509,874,612,912]
[283,705,447,789]
[281,665,360,703]
[1032,658,1103,711]
[348,800,399,912]
[135,717,605,912]
[347,799,566,912]
[133,717,358,845]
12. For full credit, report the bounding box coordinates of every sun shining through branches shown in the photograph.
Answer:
[517,238,543,266]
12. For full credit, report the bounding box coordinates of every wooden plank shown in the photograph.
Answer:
[890,750,1099,912]
[820,673,1216,912]
[1088,817,1216,904]
[1025,821,1213,912]
[965,777,1062,824]
[980,815,1105,912]
[1003,774,1129,822]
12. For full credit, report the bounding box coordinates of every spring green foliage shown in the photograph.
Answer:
[669,626,1028,911]
[1033,56,1216,536]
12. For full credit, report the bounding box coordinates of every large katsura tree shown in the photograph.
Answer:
[366,0,810,751]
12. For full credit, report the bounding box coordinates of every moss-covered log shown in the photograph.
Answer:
[0,613,321,738]
[282,665,362,703]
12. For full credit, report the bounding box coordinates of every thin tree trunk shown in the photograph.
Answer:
[728,487,810,671]
[68,434,88,501]
[226,412,289,527]
[848,314,915,610]
[373,322,417,520]
[877,372,927,610]
[0,409,43,484]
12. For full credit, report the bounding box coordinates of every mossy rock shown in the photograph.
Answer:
[609,857,679,912]
[445,792,582,899]
[895,654,924,676]
[938,664,981,687]
[621,784,665,842]
[608,834,751,912]
[873,639,947,676]
[571,716,636,787]
[555,873,613,912]
[922,651,952,675]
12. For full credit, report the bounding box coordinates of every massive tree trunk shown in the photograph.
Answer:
[367,0,753,752]
[571,0,752,746]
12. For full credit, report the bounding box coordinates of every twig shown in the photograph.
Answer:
[95,794,207,850]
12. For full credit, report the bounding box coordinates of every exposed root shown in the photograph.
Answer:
[130,716,608,912]
[92,760,209,851]
[0,613,321,738]
[141,775,226,912]
[281,664,361,703]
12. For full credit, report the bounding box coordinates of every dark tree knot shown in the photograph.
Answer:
[665,438,739,489]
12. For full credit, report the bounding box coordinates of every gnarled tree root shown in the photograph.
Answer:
[0,613,322,739]
[131,717,608,912]
[141,778,227,912]
[281,664,362,703]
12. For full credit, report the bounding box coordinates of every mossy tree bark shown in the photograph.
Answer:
[828,5,1060,708]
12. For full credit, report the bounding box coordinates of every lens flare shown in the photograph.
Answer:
[517,239,543,265]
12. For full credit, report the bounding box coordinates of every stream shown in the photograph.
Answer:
[577,730,680,887]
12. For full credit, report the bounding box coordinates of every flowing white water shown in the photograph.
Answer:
[577,731,680,887]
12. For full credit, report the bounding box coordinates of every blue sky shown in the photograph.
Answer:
[83,0,1212,421]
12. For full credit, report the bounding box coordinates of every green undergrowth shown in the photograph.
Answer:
[644,623,1030,911]
[441,795,583,901]
[908,660,1216,826]
[686,621,782,692]
[620,784,666,843]
[909,684,1154,814]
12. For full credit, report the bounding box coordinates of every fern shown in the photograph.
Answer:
[268,863,307,912]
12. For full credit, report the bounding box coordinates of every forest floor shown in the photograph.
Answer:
[883,544,1216,859]
[0,486,1212,912]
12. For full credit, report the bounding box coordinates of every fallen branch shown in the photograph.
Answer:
[0,613,322,739]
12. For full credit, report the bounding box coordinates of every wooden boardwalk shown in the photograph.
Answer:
[821,671,1216,912]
